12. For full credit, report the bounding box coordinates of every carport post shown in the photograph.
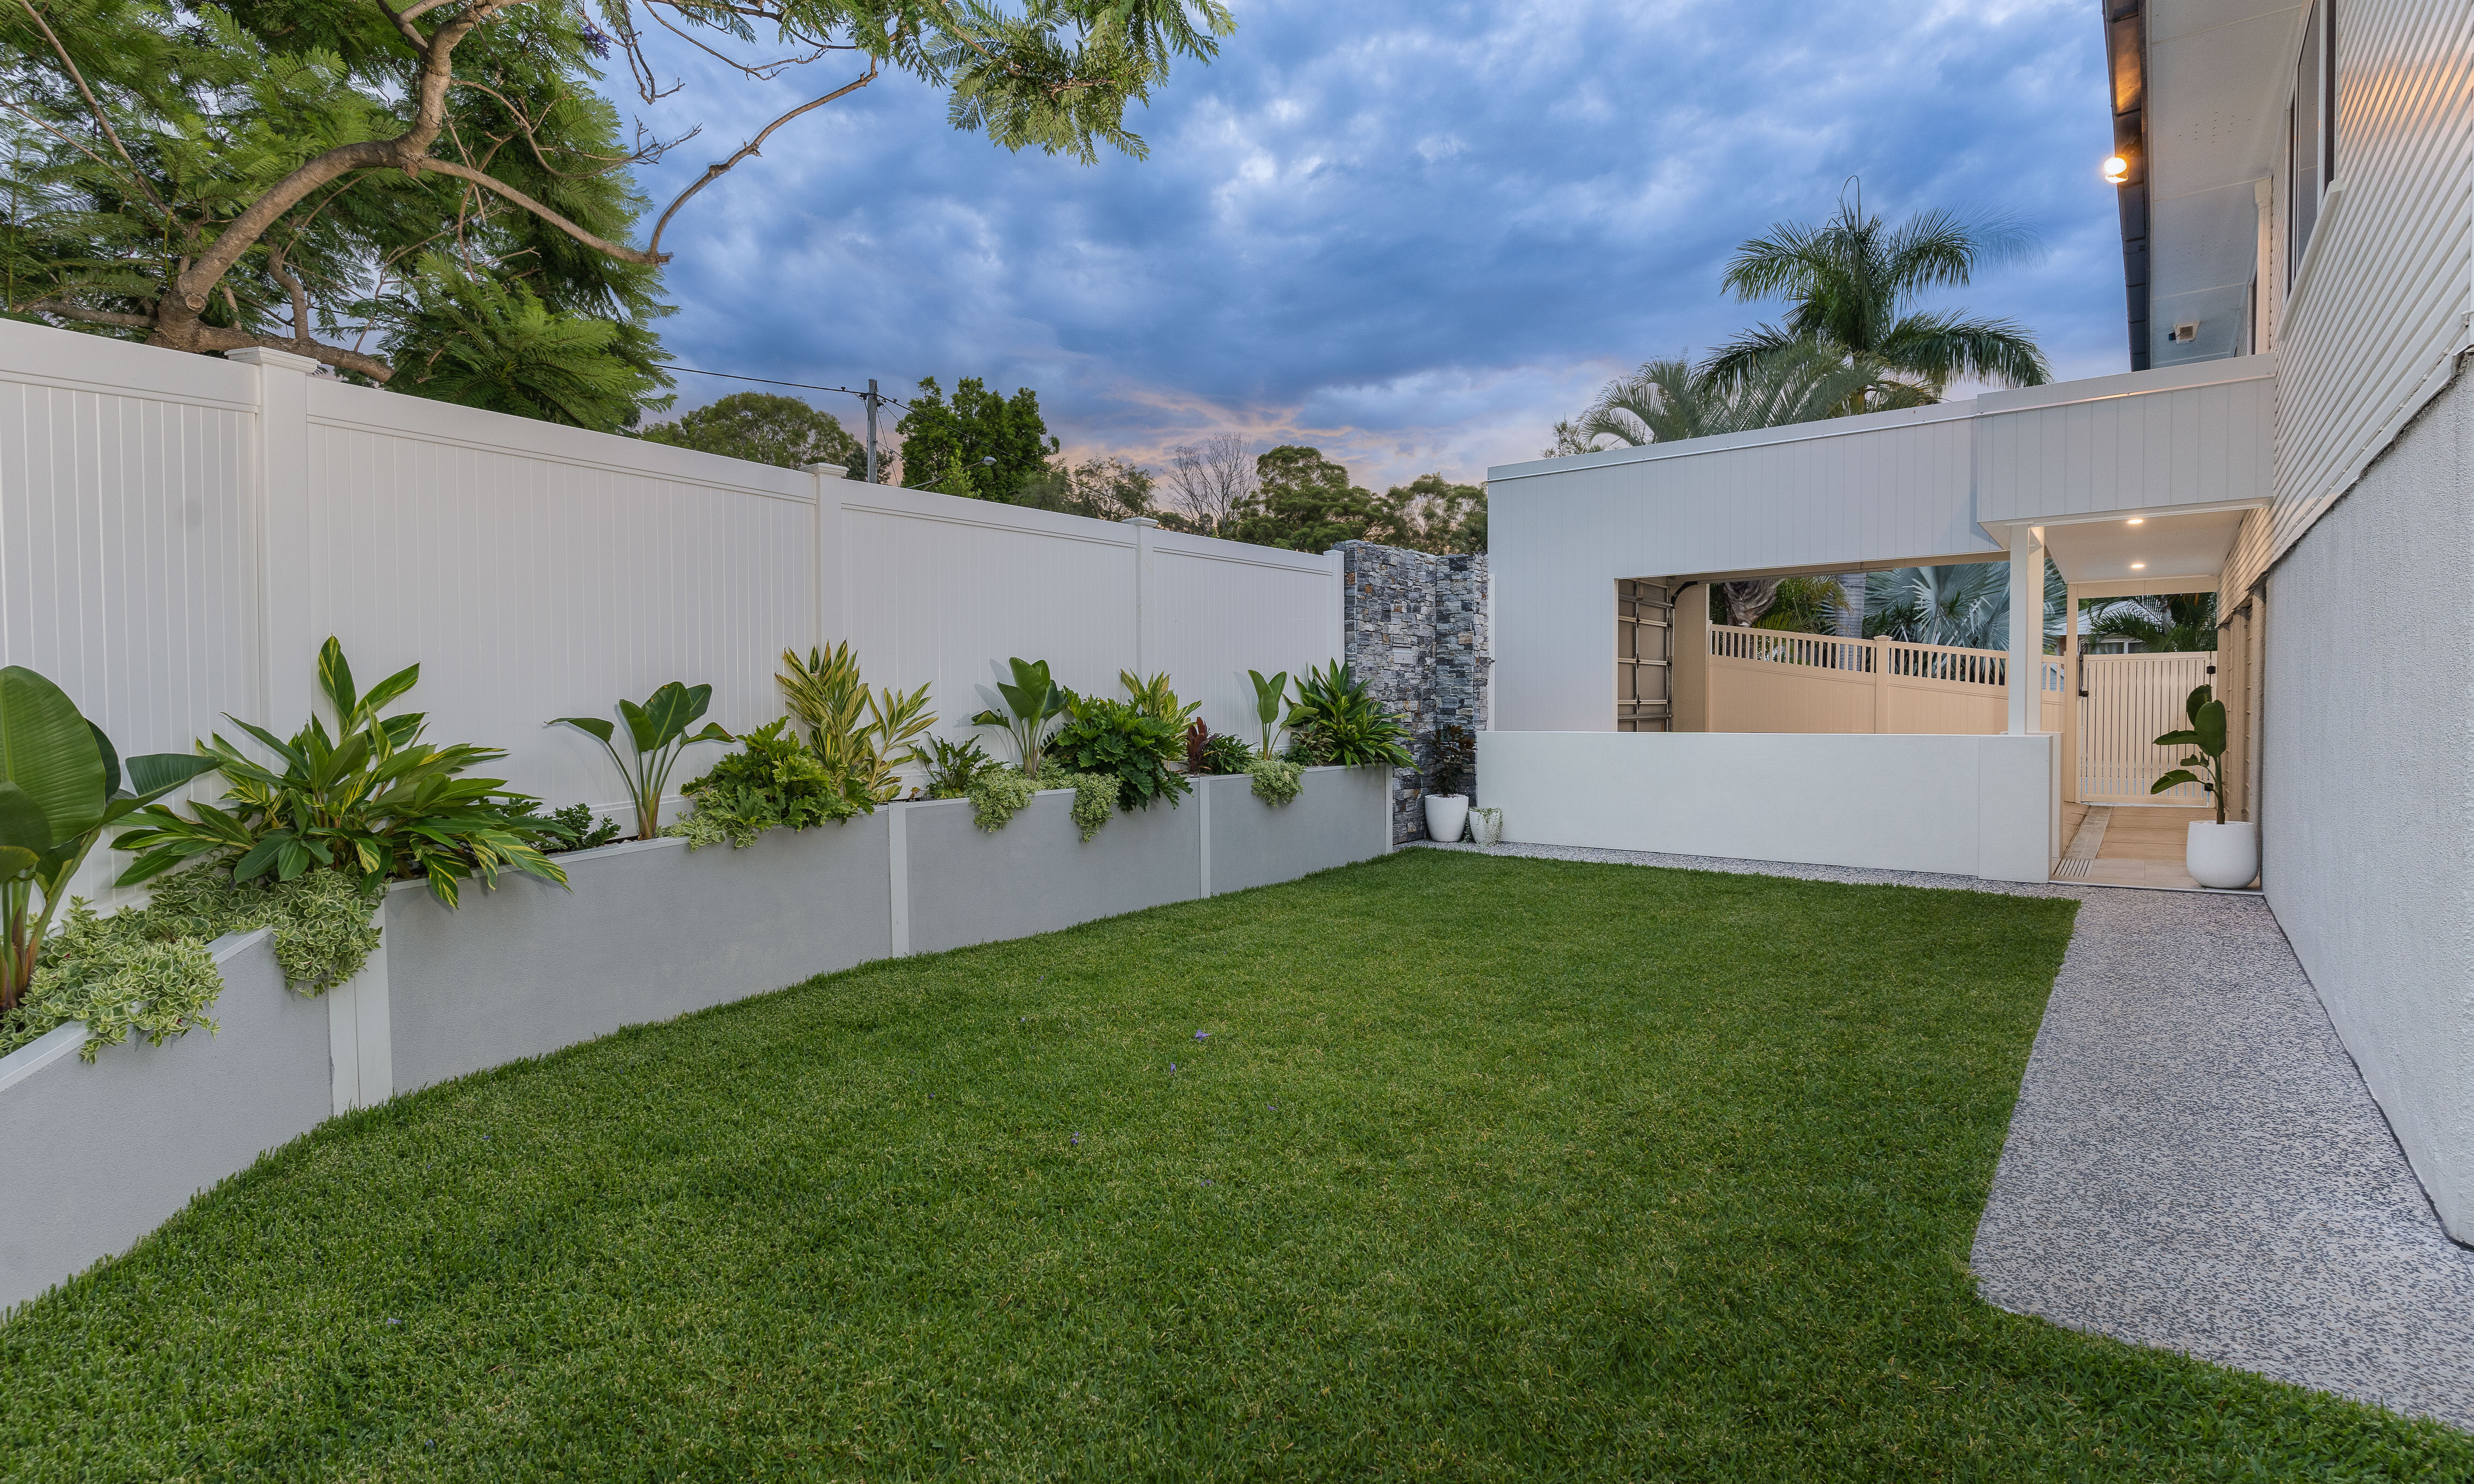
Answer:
[2006,524,2045,734]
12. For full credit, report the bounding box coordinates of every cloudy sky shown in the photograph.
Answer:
[620,0,2127,491]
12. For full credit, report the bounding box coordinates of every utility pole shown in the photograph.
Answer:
[863,378,880,484]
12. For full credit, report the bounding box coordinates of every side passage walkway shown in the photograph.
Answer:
[1419,841,2474,1430]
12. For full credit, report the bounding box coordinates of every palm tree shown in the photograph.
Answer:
[2083,592,2218,653]
[1859,560,2069,652]
[1708,188,2052,405]
[1551,346,1912,625]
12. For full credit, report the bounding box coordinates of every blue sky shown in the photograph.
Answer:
[622,0,2126,491]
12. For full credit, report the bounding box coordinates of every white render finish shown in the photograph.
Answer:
[1477,731,2056,883]
[1487,359,2275,733]
[0,320,1343,905]
[2261,370,2474,1240]
[0,772,1389,1314]
[0,930,325,1314]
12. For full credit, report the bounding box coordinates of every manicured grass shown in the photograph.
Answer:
[3,851,2466,1480]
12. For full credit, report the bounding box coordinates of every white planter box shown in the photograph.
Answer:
[0,767,1391,1314]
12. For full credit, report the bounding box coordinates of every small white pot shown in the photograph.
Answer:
[1423,793,1470,843]
[1468,806,1503,847]
[2186,821,2259,889]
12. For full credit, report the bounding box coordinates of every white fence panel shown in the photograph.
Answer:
[836,487,1141,750]
[301,380,819,815]
[0,325,264,907]
[1149,530,1341,743]
[2080,652,2216,805]
[0,324,1346,848]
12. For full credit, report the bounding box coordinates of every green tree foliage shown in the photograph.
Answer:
[2085,591,2219,653]
[3,0,1231,418]
[0,0,672,415]
[1221,449,1484,554]
[1016,456,1160,521]
[895,377,1060,502]
[387,262,669,431]
[1749,576,1849,636]
[1709,189,2051,403]
[635,392,867,470]
[1552,343,1917,456]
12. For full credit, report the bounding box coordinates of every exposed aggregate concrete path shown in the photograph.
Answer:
[1417,840,2474,1430]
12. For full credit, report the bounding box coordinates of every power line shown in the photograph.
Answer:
[656,363,908,410]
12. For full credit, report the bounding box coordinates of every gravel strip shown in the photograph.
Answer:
[1418,839,2474,1429]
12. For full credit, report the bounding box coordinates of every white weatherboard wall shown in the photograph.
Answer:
[2222,0,2474,601]
[1487,358,2275,734]
[1478,731,2056,882]
[0,320,1342,907]
[2261,368,2474,1240]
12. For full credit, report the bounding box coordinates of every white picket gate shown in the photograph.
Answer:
[2078,652,2218,805]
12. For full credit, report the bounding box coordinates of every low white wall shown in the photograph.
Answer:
[1478,731,2056,882]
[0,770,1392,1314]
[2262,370,2474,1240]
[0,931,326,1312]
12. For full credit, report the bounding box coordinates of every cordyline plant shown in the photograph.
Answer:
[2151,683,2231,824]
[777,643,934,809]
[2,0,1233,391]
[0,665,218,1014]
[115,638,568,908]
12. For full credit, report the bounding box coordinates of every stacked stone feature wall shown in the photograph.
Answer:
[1337,543,1490,843]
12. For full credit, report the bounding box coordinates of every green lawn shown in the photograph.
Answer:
[3,851,2465,1480]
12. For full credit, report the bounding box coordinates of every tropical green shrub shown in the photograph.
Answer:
[1426,725,1475,797]
[552,681,735,841]
[1121,671,1199,728]
[2152,685,2231,824]
[1244,755,1304,807]
[0,665,219,1016]
[965,764,1118,841]
[1048,695,1190,813]
[119,640,568,908]
[778,644,934,808]
[1283,662,1413,768]
[0,868,384,1061]
[1195,728,1254,776]
[970,658,1069,774]
[1248,669,1289,755]
[531,803,623,854]
[965,768,1040,833]
[917,735,1000,799]
[668,720,860,851]
[1282,726,1336,767]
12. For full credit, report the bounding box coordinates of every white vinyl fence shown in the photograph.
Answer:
[0,321,1342,907]
[2079,651,2216,805]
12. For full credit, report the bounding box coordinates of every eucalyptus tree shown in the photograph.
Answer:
[1708,189,2052,407]
[1,0,1232,420]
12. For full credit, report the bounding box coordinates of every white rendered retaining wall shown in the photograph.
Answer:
[2261,368,2474,1241]
[0,767,1389,1312]
[1476,731,2057,883]
[0,320,1343,910]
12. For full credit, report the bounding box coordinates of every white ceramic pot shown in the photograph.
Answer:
[1423,793,1470,843]
[2186,821,2259,889]
[1468,806,1503,847]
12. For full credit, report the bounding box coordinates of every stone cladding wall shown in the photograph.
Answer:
[1336,542,1491,843]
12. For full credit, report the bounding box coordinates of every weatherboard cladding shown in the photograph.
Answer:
[2226,0,2474,601]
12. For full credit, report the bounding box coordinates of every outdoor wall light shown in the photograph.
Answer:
[2102,155,2131,184]
[2130,562,2146,570]
[2127,517,2145,524]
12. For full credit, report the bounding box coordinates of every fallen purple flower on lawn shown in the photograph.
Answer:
[1194,1030,1209,1040]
